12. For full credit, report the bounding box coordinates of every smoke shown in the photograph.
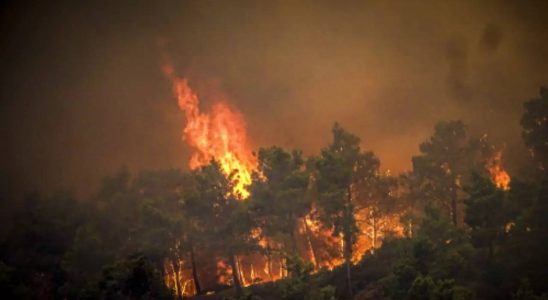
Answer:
[445,35,470,100]
[1,0,547,197]
[480,24,503,54]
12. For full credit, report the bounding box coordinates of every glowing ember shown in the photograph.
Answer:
[486,150,511,190]
[164,65,256,198]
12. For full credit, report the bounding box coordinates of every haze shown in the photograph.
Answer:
[1,0,547,197]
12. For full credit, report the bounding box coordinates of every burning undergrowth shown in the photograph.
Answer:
[159,67,512,298]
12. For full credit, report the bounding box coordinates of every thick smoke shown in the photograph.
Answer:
[480,24,503,54]
[1,0,547,197]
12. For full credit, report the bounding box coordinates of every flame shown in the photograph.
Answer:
[163,259,196,297]
[164,66,256,198]
[486,151,511,190]
[353,209,404,262]
[161,65,408,294]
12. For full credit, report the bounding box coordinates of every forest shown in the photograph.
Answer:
[1,87,547,300]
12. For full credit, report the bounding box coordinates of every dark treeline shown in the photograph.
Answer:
[1,88,547,300]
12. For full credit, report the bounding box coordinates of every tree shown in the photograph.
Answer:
[521,87,548,171]
[186,161,257,297]
[69,169,191,299]
[514,177,548,293]
[315,123,379,297]
[355,173,399,254]
[133,170,195,298]
[92,168,140,259]
[87,169,188,298]
[95,255,171,300]
[410,121,492,226]
[413,204,474,282]
[61,224,113,297]
[464,172,506,258]
[0,192,89,299]
[279,256,335,300]
[249,146,310,272]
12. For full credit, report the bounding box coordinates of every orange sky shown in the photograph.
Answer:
[1,0,547,197]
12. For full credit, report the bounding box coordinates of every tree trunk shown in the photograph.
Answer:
[288,227,298,256]
[228,254,243,297]
[173,259,183,300]
[237,256,247,287]
[408,218,414,238]
[451,185,458,226]
[302,217,319,269]
[265,241,274,281]
[281,256,287,278]
[343,187,354,299]
[371,213,378,254]
[190,246,202,295]
[343,231,353,299]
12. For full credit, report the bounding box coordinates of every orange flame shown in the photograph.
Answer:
[486,150,511,190]
[164,66,256,198]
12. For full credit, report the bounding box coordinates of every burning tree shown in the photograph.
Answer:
[354,172,400,256]
[184,161,258,297]
[314,123,381,297]
[132,170,195,298]
[409,121,512,227]
[410,121,471,227]
[249,146,311,276]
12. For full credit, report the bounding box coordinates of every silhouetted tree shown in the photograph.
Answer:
[521,87,548,171]
[95,255,171,300]
[250,146,310,271]
[464,172,506,258]
[355,171,399,253]
[410,121,493,226]
[315,123,379,298]
[187,161,257,297]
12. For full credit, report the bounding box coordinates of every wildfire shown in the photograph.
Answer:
[164,65,256,198]
[161,65,403,296]
[486,150,511,190]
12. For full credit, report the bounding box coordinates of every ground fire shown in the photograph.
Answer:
[4,2,547,299]
[162,68,404,297]
[160,70,516,297]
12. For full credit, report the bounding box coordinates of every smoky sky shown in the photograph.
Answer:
[1,0,547,198]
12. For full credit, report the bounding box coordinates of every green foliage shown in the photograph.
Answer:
[221,293,264,300]
[93,255,171,300]
[513,279,548,300]
[315,123,380,238]
[314,123,383,297]
[409,120,495,226]
[408,275,435,300]
[521,87,548,170]
[192,161,257,254]
[2,93,548,300]
[0,192,90,299]
[464,172,506,257]
[250,146,310,254]
[280,256,335,300]
[407,276,473,300]
[61,224,113,296]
